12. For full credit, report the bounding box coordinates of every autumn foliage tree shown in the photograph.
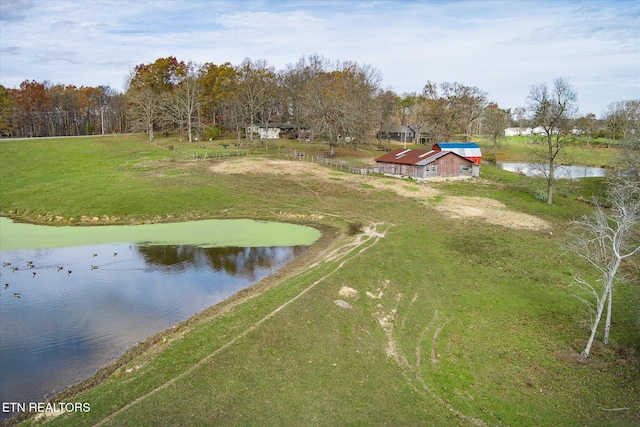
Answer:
[2,80,124,138]
[199,62,235,128]
[11,80,51,137]
[0,85,14,136]
[126,56,186,141]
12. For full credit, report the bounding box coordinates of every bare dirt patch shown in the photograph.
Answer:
[434,196,550,230]
[209,158,550,231]
[338,286,359,298]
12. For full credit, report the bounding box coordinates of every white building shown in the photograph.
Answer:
[246,123,281,139]
[504,127,533,136]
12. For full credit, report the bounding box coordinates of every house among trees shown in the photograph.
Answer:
[377,125,417,143]
[246,123,282,139]
[246,123,309,140]
[432,142,482,164]
[375,148,479,180]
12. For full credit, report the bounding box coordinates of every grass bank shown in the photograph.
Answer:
[0,135,638,426]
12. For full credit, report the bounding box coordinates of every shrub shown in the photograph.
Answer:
[347,221,363,235]
[535,189,548,201]
[205,126,223,140]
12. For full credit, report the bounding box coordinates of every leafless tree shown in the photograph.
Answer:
[604,100,640,141]
[169,62,204,144]
[567,183,639,358]
[416,81,488,144]
[299,60,381,156]
[127,83,162,142]
[281,55,328,141]
[231,58,277,142]
[512,106,528,128]
[567,111,640,358]
[440,82,488,140]
[526,78,578,204]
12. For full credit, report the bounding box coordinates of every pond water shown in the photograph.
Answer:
[0,218,319,421]
[494,162,607,179]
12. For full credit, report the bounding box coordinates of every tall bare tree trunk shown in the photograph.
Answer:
[603,285,612,345]
[547,157,555,205]
[581,283,609,358]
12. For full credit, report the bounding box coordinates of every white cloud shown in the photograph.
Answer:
[0,0,638,116]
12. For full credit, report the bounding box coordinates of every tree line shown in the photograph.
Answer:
[0,54,637,148]
[0,81,127,138]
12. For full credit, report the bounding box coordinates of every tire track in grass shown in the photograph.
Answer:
[93,222,389,426]
[378,297,488,426]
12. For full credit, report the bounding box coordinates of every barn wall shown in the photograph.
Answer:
[376,157,474,179]
[433,155,473,177]
[375,162,418,177]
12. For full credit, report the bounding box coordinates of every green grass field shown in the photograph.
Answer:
[474,135,620,166]
[0,134,638,426]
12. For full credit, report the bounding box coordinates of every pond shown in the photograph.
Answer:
[494,162,608,179]
[0,218,320,421]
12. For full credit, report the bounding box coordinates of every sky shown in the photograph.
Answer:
[0,0,638,118]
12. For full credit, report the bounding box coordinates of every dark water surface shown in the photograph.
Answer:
[0,242,304,420]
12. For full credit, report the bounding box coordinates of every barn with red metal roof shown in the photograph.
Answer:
[374,148,478,180]
[432,142,483,165]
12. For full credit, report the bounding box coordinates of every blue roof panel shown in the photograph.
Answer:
[436,142,480,148]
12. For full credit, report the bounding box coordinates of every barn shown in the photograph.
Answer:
[433,142,482,165]
[375,148,479,180]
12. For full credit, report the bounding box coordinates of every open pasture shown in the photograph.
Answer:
[0,135,637,426]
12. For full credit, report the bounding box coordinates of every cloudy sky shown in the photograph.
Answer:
[1,0,638,117]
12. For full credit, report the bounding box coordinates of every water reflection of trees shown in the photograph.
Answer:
[135,245,306,279]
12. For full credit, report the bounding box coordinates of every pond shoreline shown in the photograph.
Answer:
[1,221,338,427]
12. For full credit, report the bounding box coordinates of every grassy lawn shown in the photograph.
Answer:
[474,135,621,166]
[0,135,638,426]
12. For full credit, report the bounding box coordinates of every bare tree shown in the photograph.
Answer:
[512,106,528,128]
[127,84,161,141]
[604,100,640,141]
[567,181,640,358]
[169,62,204,144]
[281,55,328,141]
[526,78,578,204]
[417,81,488,144]
[567,108,640,358]
[299,60,381,156]
[421,81,454,143]
[231,58,277,142]
[440,82,488,140]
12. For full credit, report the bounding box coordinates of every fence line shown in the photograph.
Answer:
[278,151,379,176]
